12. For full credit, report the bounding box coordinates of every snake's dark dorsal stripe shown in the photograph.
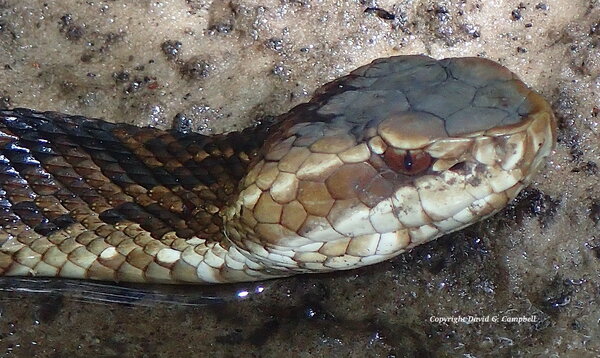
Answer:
[3,111,177,240]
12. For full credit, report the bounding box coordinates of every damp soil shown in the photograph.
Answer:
[0,1,599,357]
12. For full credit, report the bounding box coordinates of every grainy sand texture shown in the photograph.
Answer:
[0,0,598,357]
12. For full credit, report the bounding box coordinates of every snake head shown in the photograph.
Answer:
[224,55,556,276]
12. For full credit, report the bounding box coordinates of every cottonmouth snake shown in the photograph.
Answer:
[0,55,556,284]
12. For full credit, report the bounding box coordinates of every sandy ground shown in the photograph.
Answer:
[0,0,598,356]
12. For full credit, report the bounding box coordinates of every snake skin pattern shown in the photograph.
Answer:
[0,56,556,284]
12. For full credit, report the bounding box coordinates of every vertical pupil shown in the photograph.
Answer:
[403,151,413,170]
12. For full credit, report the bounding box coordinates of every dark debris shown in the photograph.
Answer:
[207,22,233,34]
[511,3,527,21]
[590,201,600,225]
[364,7,396,20]
[179,57,210,80]
[571,161,598,175]
[161,40,182,60]
[555,94,585,162]
[171,113,192,134]
[0,95,10,110]
[113,71,130,83]
[505,189,561,229]
[538,276,574,313]
[265,38,284,52]
[59,14,85,41]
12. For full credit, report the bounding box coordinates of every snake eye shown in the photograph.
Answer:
[383,149,432,175]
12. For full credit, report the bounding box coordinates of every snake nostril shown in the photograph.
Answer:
[448,161,467,173]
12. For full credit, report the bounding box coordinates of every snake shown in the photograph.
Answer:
[0,55,556,284]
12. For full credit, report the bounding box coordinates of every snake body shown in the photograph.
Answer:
[0,56,556,284]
